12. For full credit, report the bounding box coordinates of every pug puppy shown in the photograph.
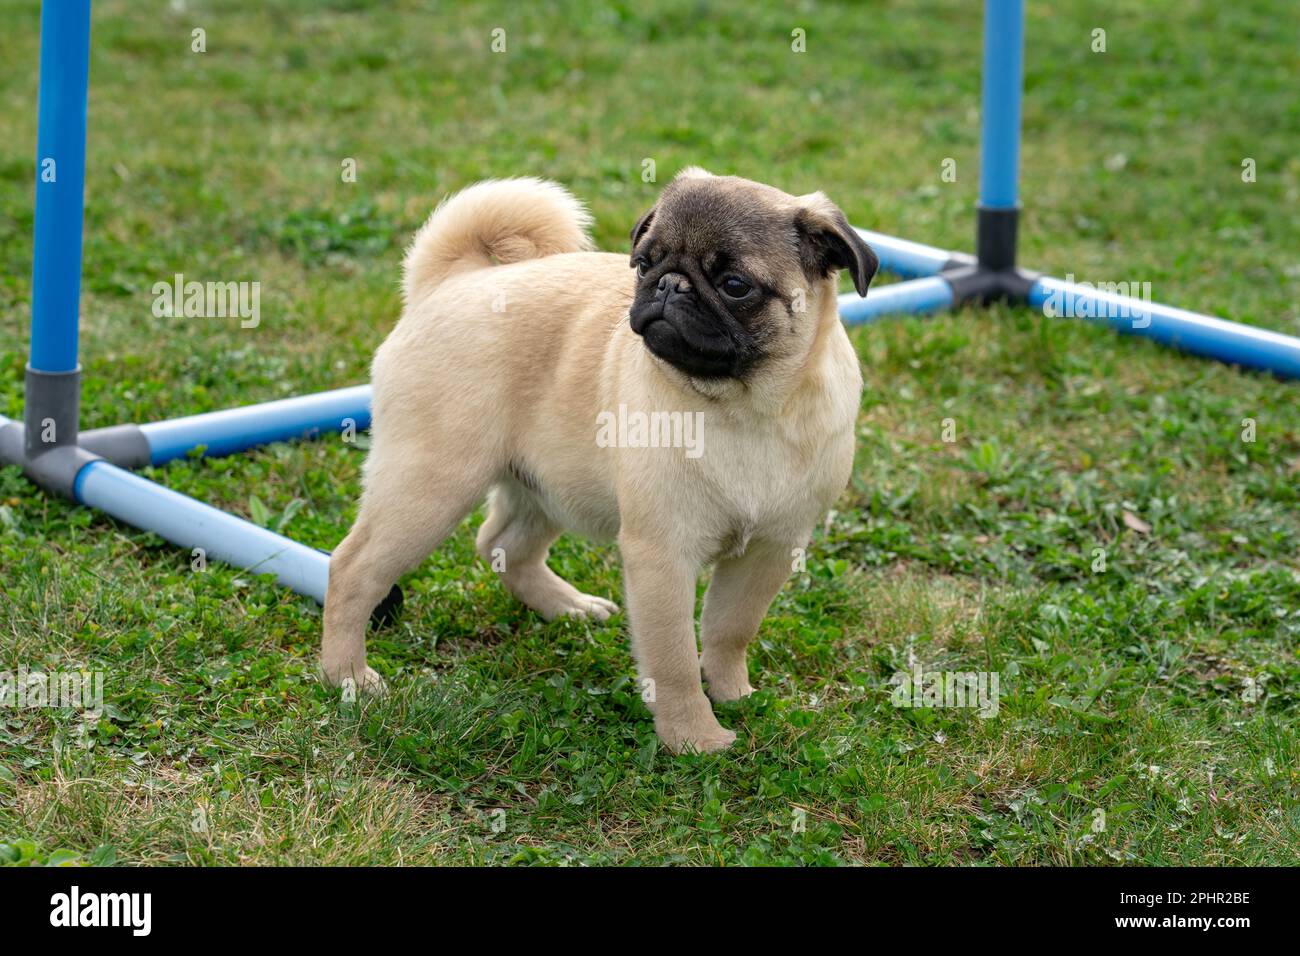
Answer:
[322,168,875,753]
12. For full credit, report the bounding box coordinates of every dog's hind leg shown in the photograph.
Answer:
[476,480,619,622]
[322,450,491,692]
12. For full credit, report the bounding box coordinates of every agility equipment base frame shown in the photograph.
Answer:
[4,0,1297,615]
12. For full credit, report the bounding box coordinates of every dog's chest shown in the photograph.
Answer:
[690,416,849,553]
[714,516,758,560]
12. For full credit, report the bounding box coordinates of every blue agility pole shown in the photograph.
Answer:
[839,276,955,325]
[1,0,100,498]
[979,0,1024,211]
[29,0,91,375]
[974,0,1026,271]
[73,384,372,469]
[133,384,371,465]
[73,462,332,601]
[1028,277,1300,378]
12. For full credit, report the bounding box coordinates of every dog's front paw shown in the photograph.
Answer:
[706,678,755,703]
[707,655,759,707]
[656,711,737,754]
[703,662,755,703]
[320,661,388,697]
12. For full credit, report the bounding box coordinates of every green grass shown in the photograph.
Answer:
[2,0,1298,865]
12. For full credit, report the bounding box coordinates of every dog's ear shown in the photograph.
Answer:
[794,193,879,297]
[630,205,655,260]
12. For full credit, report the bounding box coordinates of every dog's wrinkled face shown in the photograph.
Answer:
[627,169,878,381]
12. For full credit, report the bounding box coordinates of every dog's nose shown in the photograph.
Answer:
[656,272,692,297]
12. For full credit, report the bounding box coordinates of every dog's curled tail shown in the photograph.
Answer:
[402,177,594,305]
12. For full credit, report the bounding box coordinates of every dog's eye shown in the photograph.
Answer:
[719,276,752,299]
[635,257,650,278]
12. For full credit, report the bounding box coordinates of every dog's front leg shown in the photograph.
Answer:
[620,533,735,754]
[699,540,801,702]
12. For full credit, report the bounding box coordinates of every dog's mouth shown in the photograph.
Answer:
[637,317,742,379]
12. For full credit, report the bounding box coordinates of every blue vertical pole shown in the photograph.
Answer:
[978,0,1024,209]
[976,0,1025,271]
[21,0,93,471]
[30,0,92,374]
